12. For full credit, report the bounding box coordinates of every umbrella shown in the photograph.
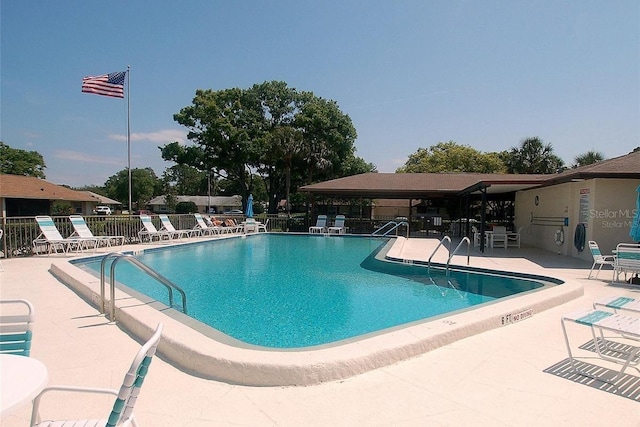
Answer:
[246,194,254,218]
[630,184,640,242]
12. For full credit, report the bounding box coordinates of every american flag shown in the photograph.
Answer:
[82,71,126,98]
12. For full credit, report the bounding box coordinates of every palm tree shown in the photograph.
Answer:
[505,137,564,174]
[573,151,605,168]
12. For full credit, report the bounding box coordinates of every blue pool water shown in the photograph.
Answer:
[74,235,546,348]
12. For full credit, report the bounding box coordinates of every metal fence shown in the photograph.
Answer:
[0,214,400,259]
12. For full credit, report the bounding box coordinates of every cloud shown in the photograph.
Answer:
[54,150,123,166]
[108,129,187,144]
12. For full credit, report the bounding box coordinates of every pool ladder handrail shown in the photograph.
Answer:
[445,237,471,279]
[427,236,451,275]
[371,220,410,237]
[100,252,188,321]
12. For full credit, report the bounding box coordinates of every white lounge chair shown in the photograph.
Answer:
[69,215,125,250]
[0,299,35,356]
[328,215,346,234]
[193,213,220,236]
[561,308,640,383]
[587,240,616,279]
[138,214,172,243]
[594,295,640,315]
[309,215,327,234]
[33,216,86,255]
[159,214,200,240]
[31,323,163,427]
[612,243,640,284]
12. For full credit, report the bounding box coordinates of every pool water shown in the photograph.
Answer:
[75,235,545,348]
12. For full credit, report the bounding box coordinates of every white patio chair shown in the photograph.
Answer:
[193,213,221,236]
[507,227,522,248]
[309,215,327,234]
[33,216,86,255]
[491,226,508,249]
[328,215,346,234]
[0,299,35,356]
[31,323,163,427]
[138,214,172,243]
[587,240,616,279]
[159,214,200,240]
[69,215,125,249]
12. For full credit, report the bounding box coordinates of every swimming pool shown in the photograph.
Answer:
[74,234,546,348]
[54,235,579,386]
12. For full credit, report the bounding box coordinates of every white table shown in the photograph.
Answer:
[0,354,49,417]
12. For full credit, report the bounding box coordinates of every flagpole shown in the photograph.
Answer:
[127,65,132,217]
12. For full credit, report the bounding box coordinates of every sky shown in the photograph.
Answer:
[2,0,639,187]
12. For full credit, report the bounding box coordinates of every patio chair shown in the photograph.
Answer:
[507,227,523,248]
[491,226,508,249]
[193,213,221,236]
[243,218,258,233]
[69,215,125,249]
[33,216,86,255]
[159,214,200,240]
[138,214,172,243]
[593,295,640,315]
[612,243,640,284]
[309,215,327,234]
[0,299,35,356]
[30,323,163,427]
[257,218,268,232]
[561,308,640,383]
[587,240,616,279]
[328,215,346,234]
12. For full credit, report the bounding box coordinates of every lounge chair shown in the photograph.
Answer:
[612,243,640,284]
[587,240,616,279]
[0,299,34,356]
[159,214,200,240]
[328,215,346,234]
[138,214,172,243]
[69,215,125,249]
[594,295,640,315]
[30,323,163,427]
[257,218,268,232]
[309,215,327,234]
[561,307,640,383]
[193,213,220,236]
[33,216,86,255]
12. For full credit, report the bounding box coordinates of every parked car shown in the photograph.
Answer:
[94,206,112,215]
[224,209,244,215]
[135,209,154,215]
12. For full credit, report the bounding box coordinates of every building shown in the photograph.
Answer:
[0,174,97,216]
[147,195,242,214]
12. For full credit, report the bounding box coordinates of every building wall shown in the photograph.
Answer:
[515,178,639,261]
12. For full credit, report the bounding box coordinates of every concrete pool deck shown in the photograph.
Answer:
[1,235,639,426]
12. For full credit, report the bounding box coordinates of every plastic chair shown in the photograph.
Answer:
[0,299,35,356]
[328,215,346,234]
[309,215,327,233]
[31,323,163,427]
[69,215,125,249]
[588,240,616,279]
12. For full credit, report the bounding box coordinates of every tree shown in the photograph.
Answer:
[573,151,605,168]
[396,141,506,173]
[164,81,363,214]
[161,164,207,195]
[104,168,160,209]
[503,137,564,174]
[0,141,46,178]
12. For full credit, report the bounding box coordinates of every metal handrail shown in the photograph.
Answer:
[427,236,451,274]
[446,237,471,278]
[100,252,187,321]
[371,220,409,237]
